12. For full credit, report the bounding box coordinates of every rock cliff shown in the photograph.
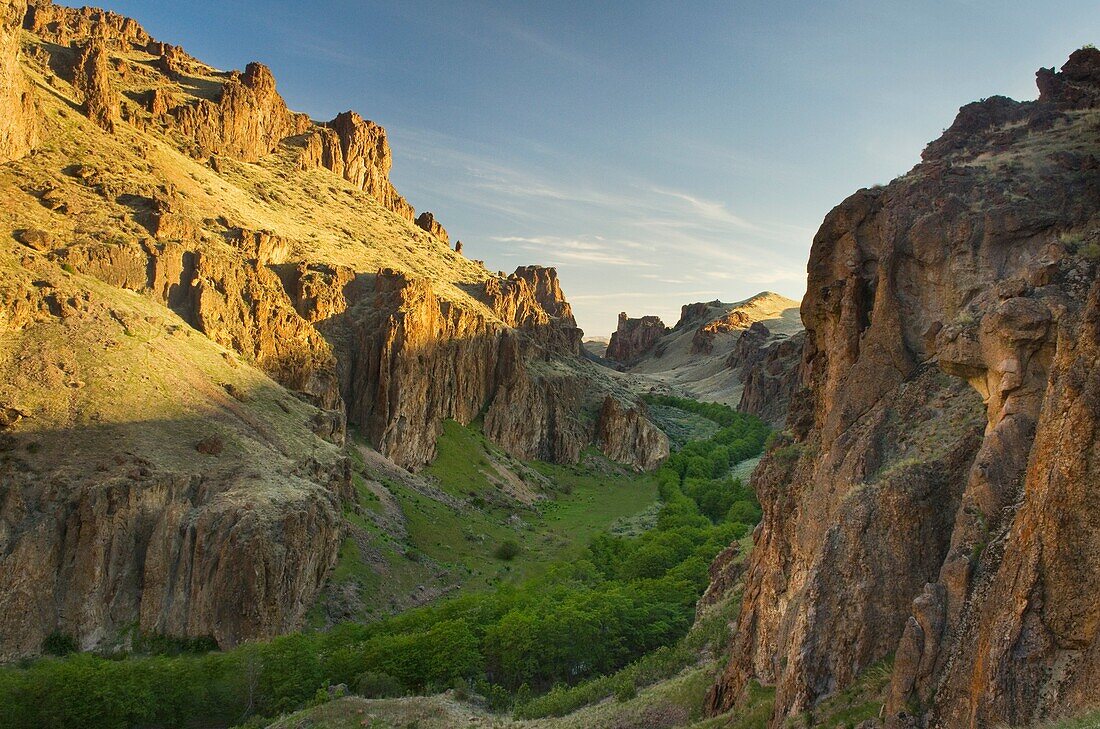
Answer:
[171,61,311,162]
[727,323,805,427]
[0,0,668,659]
[0,260,350,660]
[73,36,117,132]
[595,395,670,471]
[0,0,36,161]
[707,49,1100,728]
[605,311,668,363]
[298,110,416,221]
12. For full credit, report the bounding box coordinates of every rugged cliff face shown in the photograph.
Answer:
[708,49,1100,728]
[0,259,351,660]
[0,0,37,161]
[595,395,670,471]
[605,311,668,362]
[297,110,416,221]
[0,0,667,658]
[170,61,311,162]
[727,323,805,428]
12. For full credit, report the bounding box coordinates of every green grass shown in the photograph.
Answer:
[420,419,499,498]
[402,440,659,592]
[315,421,661,622]
[1030,709,1100,729]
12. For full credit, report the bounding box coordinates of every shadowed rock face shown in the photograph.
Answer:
[727,322,805,428]
[606,312,669,363]
[595,395,670,472]
[707,49,1100,728]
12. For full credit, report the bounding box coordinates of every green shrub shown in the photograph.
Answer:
[615,676,636,702]
[355,671,404,699]
[41,632,77,657]
[494,539,520,561]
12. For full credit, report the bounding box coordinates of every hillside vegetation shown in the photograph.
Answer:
[0,399,768,729]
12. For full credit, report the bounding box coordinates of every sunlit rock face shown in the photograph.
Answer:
[0,0,37,161]
[706,49,1100,729]
[0,0,667,658]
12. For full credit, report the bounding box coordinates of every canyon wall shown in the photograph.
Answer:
[708,49,1100,728]
[0,0,667,659]
[0,263,351,660]
[0,0,37,161]
[606,311,668,363]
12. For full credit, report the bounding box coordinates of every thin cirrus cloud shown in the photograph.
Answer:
[492,236,657,268]
[387,125,809,334]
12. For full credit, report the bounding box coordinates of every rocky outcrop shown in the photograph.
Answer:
[73,37,118,132]
[708,49,1100,728]
[23,0,151,47]
[1037,46,1100,109]
[298,111,416,221]
[484,338,591,464]
[187,250,342,407]
[692,308,752,354]
[727,323,805,427]
[0,0,37,161]
[595,395,670,471]
[606,312,668,362]
[415,211,448,243]
[674,301,716,329]
[335,266,593,470]
[0,270,351,658]
[172,62,310,162]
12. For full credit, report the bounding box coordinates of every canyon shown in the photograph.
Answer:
[0,0,666,659]
[605,292,804,427]
[0,2,1097,728]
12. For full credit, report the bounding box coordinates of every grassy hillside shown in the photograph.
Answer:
[311,420,660,625]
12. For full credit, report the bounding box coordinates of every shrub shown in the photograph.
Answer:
[494,539,520,561]
[615,677,637,702]
[355,671,404,699]
[41,632,77,656]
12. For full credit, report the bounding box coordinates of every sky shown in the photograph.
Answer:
[100,1,1100,337]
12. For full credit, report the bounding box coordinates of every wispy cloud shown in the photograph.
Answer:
[492,236,657,268]
[569,290,721,302]
[387,126,810,334]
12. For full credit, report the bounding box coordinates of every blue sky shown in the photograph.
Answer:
[102,1,1099,337]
